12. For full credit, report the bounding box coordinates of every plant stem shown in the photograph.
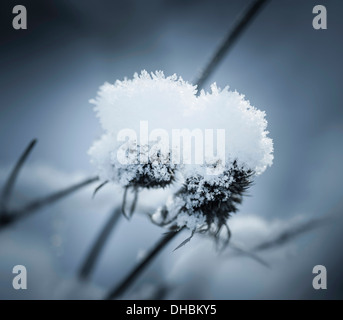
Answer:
[78,207,122,280]
[106,229,182,300]
[0,176,98,229]
[194,0,270,92]
[0,139,37,214]
[252,215,332,252]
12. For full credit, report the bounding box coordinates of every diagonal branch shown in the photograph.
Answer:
[228,242,270,268]
[0,176,98,229]
[0,139,37,214]
[78,207,122,280]
[194,0,270,92]
[106,228,183,300]
[226,214,336,266]
[252,215,333,252]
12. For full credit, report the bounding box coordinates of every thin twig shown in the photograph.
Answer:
[130,189,139,218]
[226,214,336,265]
[228,242,270,268]
[106,228,183,300]
[92,180,108,199]
[79,187,138,280]
[0,176,98,229]
[0,139,37,214]
[79,207,122,280]
[121,187,139,219]
[121,187,129,219]
[252,216,332,252]
[194,0,270,92]
[173,229,195,252]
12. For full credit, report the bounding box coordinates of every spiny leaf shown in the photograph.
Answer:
[92,180,108,199]
[173,229,196,252]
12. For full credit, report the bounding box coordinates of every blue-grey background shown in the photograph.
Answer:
[1,0,343,299]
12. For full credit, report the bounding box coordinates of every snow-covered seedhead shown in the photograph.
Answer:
[88,133,177,190]
[114,144,177,190]
[88,71,194,191]
[150,83,273,248]
[151,161,253,247]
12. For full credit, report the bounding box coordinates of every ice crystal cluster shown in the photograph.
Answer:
[89,70,273,240]
[89,71,195,189]
[89,135,177,189]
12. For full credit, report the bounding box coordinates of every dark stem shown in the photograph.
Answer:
[226,213,338,266]
[228,243,270,268]
[92,180,108,199]
[79,188,138,280]
[0,139,37,214]
[78,207,122,280]
[0,176,98,229]
[121,187,129,219]
[121,187,139,219]
[252,216,331,252]
[194,0,270,92]
[106,228,182,300]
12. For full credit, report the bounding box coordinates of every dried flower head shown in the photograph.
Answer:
[88,70,197,188]
[88,134,177,189]
[151,162,253,246]
[151,84,273,248]
[89,133,178,218]
[88,71,197,216]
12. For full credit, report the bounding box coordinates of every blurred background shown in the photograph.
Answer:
[1,0,343,299]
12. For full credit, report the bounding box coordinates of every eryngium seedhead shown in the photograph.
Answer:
[89,134,178,190]
[176,161,253,227]
[151,161,253,248]
[114,144,177,190]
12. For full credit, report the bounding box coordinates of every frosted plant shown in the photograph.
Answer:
[89,134,177,189]
[89,71,273,229]
[151,84,273,248]
[88,71,196,217]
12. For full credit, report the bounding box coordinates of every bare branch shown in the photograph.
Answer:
[228,242,270,268]
[79,207,122,280]
[106,228,183,300]
[226,214,336,267]
[92,180,108,199]
[194,0,270,92]
[0,176,98,229]
[121,187,139,219]
[0,139,37,213]
[252,215,332,252]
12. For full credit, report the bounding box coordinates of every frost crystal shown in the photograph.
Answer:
[152,161,253,245]
[189,83,273,175]
[88,71,194,189]
[90,70,197,135]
